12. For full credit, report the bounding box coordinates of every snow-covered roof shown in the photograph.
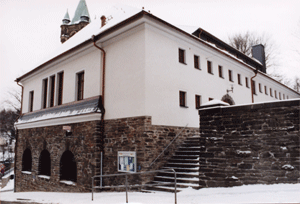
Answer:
[16,5,143,82]
[200,100,230,109]
[17,96,101,124]
[13,5,300,95]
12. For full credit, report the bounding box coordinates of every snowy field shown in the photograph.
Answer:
[1,179,299,204]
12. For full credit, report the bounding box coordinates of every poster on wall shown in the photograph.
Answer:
[118,151,136,173]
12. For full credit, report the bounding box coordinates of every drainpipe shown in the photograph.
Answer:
[251,69,258,103]
[91,35,106,187]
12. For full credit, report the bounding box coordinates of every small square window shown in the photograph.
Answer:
[218,66,223,78]
[228,70,233,82]
[194,55,200,69]
[237,74,242,85]
[179,91,186,107]
[195,95,201,109]
[207,61,213,74]
[179,48,185,64]
[245,77,249,88]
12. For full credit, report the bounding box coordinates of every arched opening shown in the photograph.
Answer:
[221,94,235,105]
[38,150,51,176]
[60,150,77,182]
[22,148,32,172]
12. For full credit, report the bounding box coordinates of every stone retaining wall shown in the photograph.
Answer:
[198,99,300,187]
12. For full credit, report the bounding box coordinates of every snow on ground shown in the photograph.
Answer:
[1,179,299,204]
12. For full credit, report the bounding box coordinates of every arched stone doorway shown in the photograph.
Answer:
[60,150,77,182]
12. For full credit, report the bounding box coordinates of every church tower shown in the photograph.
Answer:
[60,0,91,43]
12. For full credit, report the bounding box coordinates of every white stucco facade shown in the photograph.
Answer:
[17,10,300,129]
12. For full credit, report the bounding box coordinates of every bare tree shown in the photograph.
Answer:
[4,89,21,114]
[228,31,278,70]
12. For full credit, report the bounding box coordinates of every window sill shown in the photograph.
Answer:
[194,67,201,70]
[238,83,242,86]
[179,62,187,65]
[229,80,234,82]
[60,180,76,186]
[38,175,50,180]
[219,76,224,79]
[208,72,214,75]
[180,105,189,108]
[21,171,32,175]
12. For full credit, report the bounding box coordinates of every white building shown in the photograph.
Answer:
[14,3,300,192]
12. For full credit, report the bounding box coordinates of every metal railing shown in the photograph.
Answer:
[149,124,188,167]
[92,169,177,204]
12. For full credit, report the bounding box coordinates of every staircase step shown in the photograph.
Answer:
[165,163,199,168]
[154,176,199,184]
[157,172,198,178]
[175,151,200,155]
[168,158,199,163]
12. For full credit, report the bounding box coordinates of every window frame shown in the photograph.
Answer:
[218,65,223,78]
[57,71,64,106]
[252,80,256,95]
[179,48,186,64]
[179,91,187,107]
[49,75,56,107]
[259,83,262,93]
[237,74,242,85]
[265,86,268,95]
[245,77,249,88]
[29,91,34,112]
[207,60,213,74]
[195,95,201,109]
[76,71,85,101]
[270,88,273,97]
[228,70,233,82]
[42,78,48,109]
[194,55,200,69]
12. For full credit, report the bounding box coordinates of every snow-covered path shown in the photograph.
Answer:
[1,179,299,204]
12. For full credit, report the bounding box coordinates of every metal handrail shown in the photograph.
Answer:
[149,124,188,167]
[92,169,177,204]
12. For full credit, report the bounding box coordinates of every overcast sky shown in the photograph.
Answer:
[0,0,299,110]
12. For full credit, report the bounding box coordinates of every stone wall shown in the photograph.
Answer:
[102,116,199,186]
[15,121,100,192]
[15,115,199,192]
[198,99,300,187]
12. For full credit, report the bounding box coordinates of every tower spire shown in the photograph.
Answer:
[62,9,70,25]
[71,0,90,24]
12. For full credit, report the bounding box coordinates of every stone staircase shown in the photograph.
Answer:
[144,135,201,192]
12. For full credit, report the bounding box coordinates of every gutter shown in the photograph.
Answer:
[251,69,258,103]
[91,35,106,187]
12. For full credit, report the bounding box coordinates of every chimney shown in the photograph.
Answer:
[252,44,266,73]
[101,15,106,27]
